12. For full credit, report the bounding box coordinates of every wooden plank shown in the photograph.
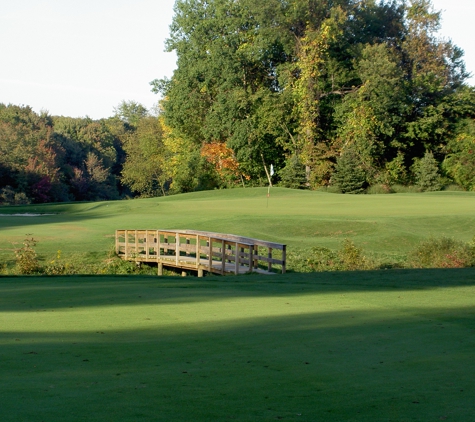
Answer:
[253,255,284,265]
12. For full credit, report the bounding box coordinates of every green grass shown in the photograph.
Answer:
[2,189,475,420]
[1,270,475,421]
[1,188,475,269]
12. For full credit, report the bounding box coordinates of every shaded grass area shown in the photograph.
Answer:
[2,270,475,421]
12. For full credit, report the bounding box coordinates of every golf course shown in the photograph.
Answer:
[1,188,475,421]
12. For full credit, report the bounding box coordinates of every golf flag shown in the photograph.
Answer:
[270,164,274,176]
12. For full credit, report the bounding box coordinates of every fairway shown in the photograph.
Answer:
[1,188,475,270]
[1,270,475,421]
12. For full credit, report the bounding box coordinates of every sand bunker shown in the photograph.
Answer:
[0,213,55,217]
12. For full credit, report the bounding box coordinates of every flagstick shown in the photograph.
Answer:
[261,153,273,208]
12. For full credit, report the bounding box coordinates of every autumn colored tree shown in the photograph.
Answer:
[201,141,244,187]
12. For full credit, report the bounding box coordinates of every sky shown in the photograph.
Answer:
[0,0,474,120]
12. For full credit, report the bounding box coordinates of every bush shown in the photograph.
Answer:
[0,186,31,205]
[316,185,342,194]
[390,184,421,193]
[305,239,373,271]
[98,250,159,275]
[366,184,393,194]
[442,184,465,192]
[42,250,77,275]
[408,237,475,268]
[442,122,475,191]
[338,239,373,270]
[307,246,340,271]
[14,236,40,274]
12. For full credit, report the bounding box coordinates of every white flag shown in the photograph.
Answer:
[270,164,274,176]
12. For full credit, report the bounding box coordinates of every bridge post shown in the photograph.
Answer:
[208,237,212,273]
[135,230,138,259]
[175,234,179,265]
[195,234,199,269]
[145,230,149,260]
[235,242,239,274]
[158,263,163,276]
[282,245,286,274]
[249,244,253,273]
[268,247,273,272]
[221,240,225,275]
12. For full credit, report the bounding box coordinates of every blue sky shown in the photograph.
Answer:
[0,0,473,119]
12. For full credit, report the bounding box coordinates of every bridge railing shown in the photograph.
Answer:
[115,229,286,276]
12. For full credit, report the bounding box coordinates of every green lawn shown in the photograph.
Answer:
[1,270,475,421]
[1,188,474,268]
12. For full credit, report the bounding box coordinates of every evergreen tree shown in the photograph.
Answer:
[413,151,441,191]
[332,149,367,194]
[278,155,307,189]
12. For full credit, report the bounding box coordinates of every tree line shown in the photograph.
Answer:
[154,0,475,193]
[2,0,475,205]
[0,102,150,204]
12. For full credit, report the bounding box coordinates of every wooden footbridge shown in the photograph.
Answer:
[115,229,286,277]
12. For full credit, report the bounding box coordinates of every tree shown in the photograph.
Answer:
[201,141,243,187]
[53,116,122,200]
[443,118,475,190]
[332,148,367,194]
[0,104,70,202]
[121,117,170,197]
[278,154,307,189]
[153,0,294,183]
[412,151,441,191]
[401,0,471,157]
[289,7,347,186]
[113,100,149,127]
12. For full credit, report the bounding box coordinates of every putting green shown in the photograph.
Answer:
[1,270,475,421]
[1,188,474,269]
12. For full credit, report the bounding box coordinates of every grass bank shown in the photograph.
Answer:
[1,188,474,272]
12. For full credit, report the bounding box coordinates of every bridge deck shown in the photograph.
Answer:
[115,229,286,277]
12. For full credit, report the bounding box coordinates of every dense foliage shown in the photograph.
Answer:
[0,104,131,204]
[153,0,475,191]
[2,0,475,204]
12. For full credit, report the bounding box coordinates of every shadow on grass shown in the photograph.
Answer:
[1,268,475,311]
[1,289,474,422]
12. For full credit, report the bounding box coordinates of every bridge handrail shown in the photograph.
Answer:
[115,229,286,275]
